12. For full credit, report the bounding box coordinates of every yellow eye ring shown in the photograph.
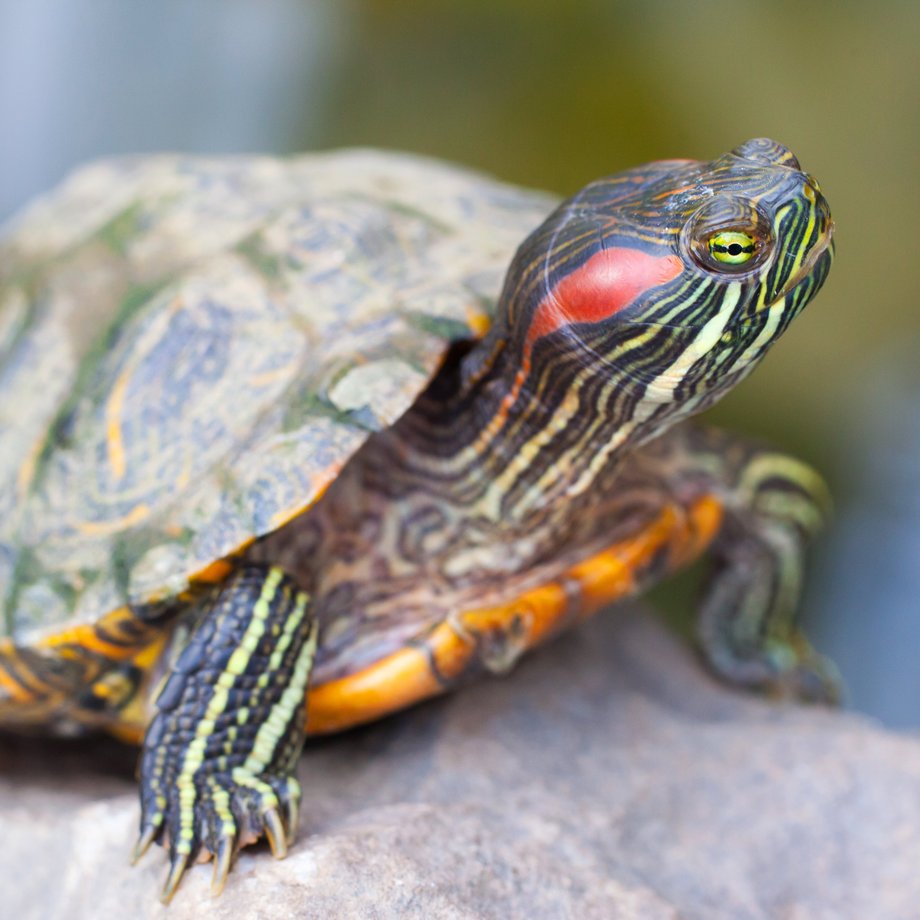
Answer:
[683,199,774,277]
[708,231,757,265]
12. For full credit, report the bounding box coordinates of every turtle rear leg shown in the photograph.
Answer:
[691,441,841,703]
[134,565,317,903]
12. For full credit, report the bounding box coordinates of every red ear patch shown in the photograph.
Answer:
[527,248,684,346]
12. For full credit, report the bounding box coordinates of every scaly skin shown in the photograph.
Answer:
[0,139,836,901]
[269,419,837,720]
[134,567,317,901]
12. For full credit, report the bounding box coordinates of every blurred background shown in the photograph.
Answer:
[1,0,917,727]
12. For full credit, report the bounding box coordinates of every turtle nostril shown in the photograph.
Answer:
[732,138,802,171]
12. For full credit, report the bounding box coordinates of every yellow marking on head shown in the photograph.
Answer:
[783,202,818,284]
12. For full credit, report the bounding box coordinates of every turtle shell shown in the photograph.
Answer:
[0,151,555,644]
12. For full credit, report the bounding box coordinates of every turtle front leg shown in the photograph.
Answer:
[133,565,317,903]
[648,425,841,703]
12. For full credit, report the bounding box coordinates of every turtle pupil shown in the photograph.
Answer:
[709,239,755,257]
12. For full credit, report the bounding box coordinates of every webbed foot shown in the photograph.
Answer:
[702,613,842,705]
[134,766,302,901]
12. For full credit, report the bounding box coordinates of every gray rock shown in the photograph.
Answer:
[2,608,919,920]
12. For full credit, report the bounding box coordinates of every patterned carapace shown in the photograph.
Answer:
[0,140,835,900]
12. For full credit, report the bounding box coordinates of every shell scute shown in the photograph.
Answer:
[0,151,555,640]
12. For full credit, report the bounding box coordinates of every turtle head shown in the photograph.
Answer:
[494,138,834,447]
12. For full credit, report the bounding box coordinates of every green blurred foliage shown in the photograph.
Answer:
[309,0,920,486]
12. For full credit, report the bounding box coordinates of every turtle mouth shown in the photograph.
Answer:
[773,218,835,302]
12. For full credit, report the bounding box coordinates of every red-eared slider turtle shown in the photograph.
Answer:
[0,139,836,901]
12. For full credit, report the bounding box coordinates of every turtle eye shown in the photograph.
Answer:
[708,230,757,266]
[683,198,774,277]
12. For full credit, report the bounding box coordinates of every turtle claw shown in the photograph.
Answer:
[774,641,843,706]
[263,806,288,859]
[132,824,158,865]
[134,769,303,901]
[161,852,190,905]
[211,836,234,897]
[284,778,301,844]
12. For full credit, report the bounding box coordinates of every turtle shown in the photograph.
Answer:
[0,138,836,901]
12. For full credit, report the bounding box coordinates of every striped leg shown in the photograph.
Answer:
[134,566,318,903]
[691,439,841,703]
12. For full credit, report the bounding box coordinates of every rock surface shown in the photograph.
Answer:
[2,608,919,920]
